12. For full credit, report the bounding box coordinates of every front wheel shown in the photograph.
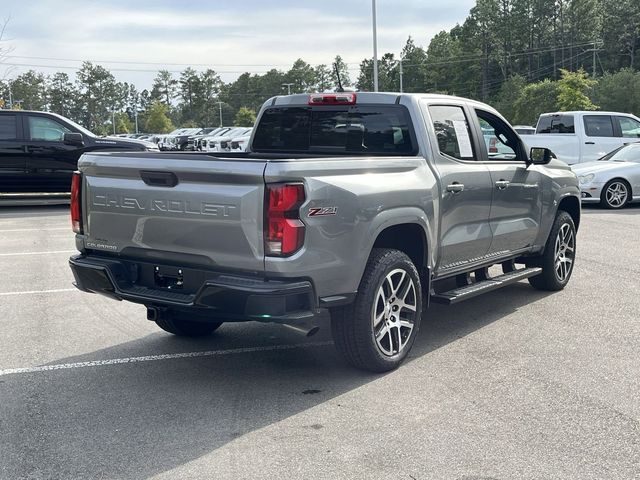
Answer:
[527,211,576,291]
[601,179,630,209]
[331,248,422,373]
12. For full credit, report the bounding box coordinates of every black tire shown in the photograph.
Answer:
[600,179,631,209]
[155,312,223,337]
[527,211,576,291]
[331,248,422,373]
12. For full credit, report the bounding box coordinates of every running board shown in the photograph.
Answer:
[431,267,542,305]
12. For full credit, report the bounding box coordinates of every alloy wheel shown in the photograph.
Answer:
[605,181,628,208]
[554,223,575,282]
[372,268,417,357]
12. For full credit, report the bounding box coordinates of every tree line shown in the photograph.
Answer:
[0,0,638,134]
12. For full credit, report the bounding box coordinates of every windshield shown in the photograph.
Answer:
[252,105,416,155]
[598,143,640,162]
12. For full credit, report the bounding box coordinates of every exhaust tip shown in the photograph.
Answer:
[306,326,320,337]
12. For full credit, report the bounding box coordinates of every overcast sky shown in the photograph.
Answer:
[2,0,475,89]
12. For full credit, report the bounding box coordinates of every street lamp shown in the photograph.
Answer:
[372,0,379,92]
[282,83,294,95]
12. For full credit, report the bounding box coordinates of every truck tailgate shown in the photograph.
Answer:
[78,153,267,273]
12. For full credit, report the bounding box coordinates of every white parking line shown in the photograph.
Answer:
[0,341,334,377]
[0,227,68,232]
[0,250,75,257]
[0,288,77,296]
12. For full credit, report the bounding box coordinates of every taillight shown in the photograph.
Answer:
[489,137,498,154]
[308,93,357,105]
[70,171,83,234]
[265,184,305,256]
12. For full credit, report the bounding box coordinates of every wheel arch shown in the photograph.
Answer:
[371,223,429,274]
[557,195,581,231]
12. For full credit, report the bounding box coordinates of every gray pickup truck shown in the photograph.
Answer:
[69,92,580,372]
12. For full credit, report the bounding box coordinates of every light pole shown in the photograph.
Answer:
[112,108,116,135]
[372,0,379,92]
[282,83,294,95]
[217,101,224,127]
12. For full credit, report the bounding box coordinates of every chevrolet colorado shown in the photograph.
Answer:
[69,92,580,372]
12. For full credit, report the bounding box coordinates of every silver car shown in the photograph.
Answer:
[572,142,640,208]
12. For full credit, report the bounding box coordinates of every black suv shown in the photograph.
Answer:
[0,110,157,193]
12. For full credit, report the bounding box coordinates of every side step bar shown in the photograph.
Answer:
[431,267,542,305]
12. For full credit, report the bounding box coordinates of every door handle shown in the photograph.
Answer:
[446,183,464,194]
[585,142,595,145]
[495,180,510,190]
[25,146,47,154]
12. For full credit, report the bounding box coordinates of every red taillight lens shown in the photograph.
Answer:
[308,93,357,105]
[70,171,83,234]
[489,137,498,153]
[265,184,305,256]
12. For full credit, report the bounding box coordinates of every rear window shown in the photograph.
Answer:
[536,114,575,134]
[252,106,416,155]
[0,115,17,140]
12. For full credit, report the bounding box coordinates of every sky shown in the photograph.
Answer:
[1,0,476,89]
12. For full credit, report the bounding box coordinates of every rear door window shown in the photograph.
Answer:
[427,105,475,160]
[583,115,615,137]
[252,106,416,155]
[0,115,18,140]
[536,115,575,134]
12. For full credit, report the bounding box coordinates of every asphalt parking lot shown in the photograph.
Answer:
[0,204,639,480]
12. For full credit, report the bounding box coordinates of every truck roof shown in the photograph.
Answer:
[539,111,639,116]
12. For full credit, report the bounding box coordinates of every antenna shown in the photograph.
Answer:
[333,62,344,93]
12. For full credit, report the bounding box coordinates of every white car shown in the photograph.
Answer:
[230,132,253,152]
[205,127,252,152]
[571,142,640,208]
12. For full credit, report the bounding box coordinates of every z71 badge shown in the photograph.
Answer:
[308,206,337,217]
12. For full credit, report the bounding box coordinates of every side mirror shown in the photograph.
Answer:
[64,132,85,147]
[529,147,553,165]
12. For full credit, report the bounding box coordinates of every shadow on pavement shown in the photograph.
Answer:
[0,283,553,479]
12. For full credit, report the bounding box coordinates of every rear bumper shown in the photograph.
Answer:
[69,255,317,322]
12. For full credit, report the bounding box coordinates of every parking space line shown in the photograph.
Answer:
[0,288,77,296]
[0,227,68,232]
[0,250,75,257]
[0,341,334,377]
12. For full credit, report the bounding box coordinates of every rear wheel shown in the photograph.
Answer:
[155,311,223,337]
[527,211,576,291]
[331,248,422,373]
[601,179,630,209]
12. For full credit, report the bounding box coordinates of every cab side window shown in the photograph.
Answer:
[616,116,640,138]
[428,105,475,160]
[0,115,17,140]
[28,116,71,142]
[583,115,614,137]
[475,110,518,161]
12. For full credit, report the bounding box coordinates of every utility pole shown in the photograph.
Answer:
[112,108,116,135]
[372,0,379,92]
[399,59,404,93]
[282,83,294,95]
[8,80,13,109]
[217,101,224,127]
[134,110,139,134]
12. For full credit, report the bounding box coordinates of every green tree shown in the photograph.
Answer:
[151,70,178,106]
[556,68,597,110]
[592,68,640,115]
[491,74,527,122]
[234,107,256,127]
[47,72,76,116]
[9,70,47,110]
[399,37,428,93]
[284,59,316,93]
[313,64,332,92]
[145,101,174,133]
[113,111,133,134]
[75,62,119,133]
[513,79,560,125]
